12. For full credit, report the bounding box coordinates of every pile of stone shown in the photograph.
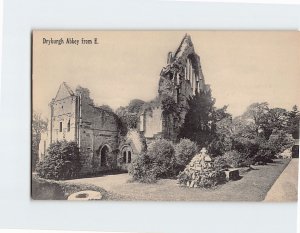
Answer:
[177,148,224,188]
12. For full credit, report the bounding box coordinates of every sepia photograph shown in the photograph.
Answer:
[31,30,299,201]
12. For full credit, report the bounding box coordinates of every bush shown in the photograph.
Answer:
[128,139,176,183]
[36,141,81,180]
[221,150,253,168]
[250,139,274,164]
[174,138,198,171]
[232,137,260,158]
[128,152,159,183]
[213,156,230,170]
[268,130,294,155]
[208,136,233,157]
[147,139,176,178]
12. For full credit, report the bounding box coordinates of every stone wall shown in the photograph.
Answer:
[50,95,77,142]
[142,107,163,139]
[78,97,120,174]
[118,129,147,171]
[39,84,121,175]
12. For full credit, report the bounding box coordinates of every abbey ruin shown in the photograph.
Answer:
[39,34,210,175]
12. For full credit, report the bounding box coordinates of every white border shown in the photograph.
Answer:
[0,0,299,233]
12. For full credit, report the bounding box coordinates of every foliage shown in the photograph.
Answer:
[32,111,47,170]
[241,102,270,138]
[232,136,260,158]
[147,139,177,178]
[96,104,114,113]
[221,150,252,168]
[254,141,275,164]
[179,90,216,147]
[268,130,294,155]
[207,112,233,156]
[128,139,176,183]
[36,141,81,180]
[127,99,146,113]
[208,136,232,157]
[174,138,198,170]
[161,94,177,115]
[116,99,145,133]
[228,103,297,165]
[213,156,230,170]
[128,152,159,183]
[286,105,300,139]
[75,86,94,105]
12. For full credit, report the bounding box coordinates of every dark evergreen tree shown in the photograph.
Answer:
[179,90,216,148]
[287,105,300,139]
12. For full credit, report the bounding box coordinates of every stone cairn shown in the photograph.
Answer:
[178,148,215,188]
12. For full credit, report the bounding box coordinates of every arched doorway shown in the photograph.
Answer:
[100,145,110,167]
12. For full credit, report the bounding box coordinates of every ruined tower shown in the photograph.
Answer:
[139,34,210,142]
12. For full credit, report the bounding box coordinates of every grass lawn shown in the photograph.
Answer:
[64,158,292,201]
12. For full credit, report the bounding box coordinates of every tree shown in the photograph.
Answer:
[268,129,294,154]
[241,102,270,138]
[116,99,145,132]
[267,108,288,130]
[127,99,145,113]
[179,90,216,147]
[96,104,114,113]
[208,107,233,156]
[287,105,300,139]
[174,138,198,170]
[36,140,81,180]
[75,86,94,105]
[32,111,47,170]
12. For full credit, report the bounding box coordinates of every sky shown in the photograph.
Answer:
[32,31,300,118]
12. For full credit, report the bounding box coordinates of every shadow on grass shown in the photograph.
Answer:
[232,175,243,181]
[31,174,110,200]
[65,169,128,180]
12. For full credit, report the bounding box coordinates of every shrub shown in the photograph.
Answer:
[268,130,294,155]
[232,137,260,158]
[147,139,176,178]
[208,137,234,157]
[213,156,230,170]
[222,150,253,168]
[36,140,81,180]
[128,139,176,183]
[174,138,198,171]
[253,139,275,164]
[128,152,158,183]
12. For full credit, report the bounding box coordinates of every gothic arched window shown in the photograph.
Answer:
[121,146,133,164]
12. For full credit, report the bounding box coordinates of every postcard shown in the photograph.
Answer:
[31,31,299,201]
